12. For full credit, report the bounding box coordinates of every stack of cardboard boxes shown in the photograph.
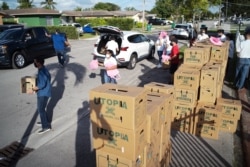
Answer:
[171,41,242,140]
[90,83,174,167]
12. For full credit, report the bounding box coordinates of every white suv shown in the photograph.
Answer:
[93,26,155,69]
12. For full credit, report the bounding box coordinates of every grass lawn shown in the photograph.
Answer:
[79,33,97,39]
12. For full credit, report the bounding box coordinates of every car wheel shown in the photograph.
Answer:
[12,51,26,69]
[147,47,155,59]
[127,54,137,70]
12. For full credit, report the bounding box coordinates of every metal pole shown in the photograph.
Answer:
[219,0,222,26]
[142,0,145,31]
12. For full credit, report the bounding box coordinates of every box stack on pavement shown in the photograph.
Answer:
[90,84,147,166]
[90,83,173,167]
[144,82,174,167]
[171,40,242,140]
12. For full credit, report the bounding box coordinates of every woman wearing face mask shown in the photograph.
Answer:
[196,28,209,42]
[102,49,119,84]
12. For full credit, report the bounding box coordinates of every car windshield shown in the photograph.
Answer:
[175,25,188,29]
[0,29,23,40]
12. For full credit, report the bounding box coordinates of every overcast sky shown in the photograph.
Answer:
[1,0,155,11]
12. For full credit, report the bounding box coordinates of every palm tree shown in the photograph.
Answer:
[17,0,35,9]
[40,0,57,10]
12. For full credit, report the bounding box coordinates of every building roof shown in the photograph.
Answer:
[2,8,61,16]
[61,10,143,17]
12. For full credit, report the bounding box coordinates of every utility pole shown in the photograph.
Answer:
[142,0,145,31]
[218,0,222,26]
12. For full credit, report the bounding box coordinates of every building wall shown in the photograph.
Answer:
[14,15,61,26]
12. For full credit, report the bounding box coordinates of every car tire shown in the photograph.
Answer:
[12,51,26,69]
[147,47,155,59]
[127,54,137,70]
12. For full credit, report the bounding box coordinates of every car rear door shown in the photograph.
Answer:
[128,34,149,58]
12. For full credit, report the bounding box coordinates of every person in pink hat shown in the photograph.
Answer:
[156,31,169,68]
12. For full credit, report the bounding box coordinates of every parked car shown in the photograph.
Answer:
[241,18,250,25]
[83,23,95,33]
[93,26,155,69]
[0,27,55,68]
[171,24,193,39]
[60,23,83,35]
[148,18,167,26]
[0,24,24,34]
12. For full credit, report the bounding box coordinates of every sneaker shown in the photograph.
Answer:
[36,122,41,126]
[157,64,162,68]
[38,128,51,134]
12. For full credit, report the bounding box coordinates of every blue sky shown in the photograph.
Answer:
[1,0,155,11]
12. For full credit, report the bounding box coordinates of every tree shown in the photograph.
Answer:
[40,0,57,10]
[152,0,221,21]
[74,6,82,11]
[93,2,120,11]
[124,7,137,11]
[17,0,35,9]
[221,0,250,18]
[1,2,9,10]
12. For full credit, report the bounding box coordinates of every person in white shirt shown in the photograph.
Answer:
[234,27,250,91]
[105,36,119,56]
[217,29,226,42]
[197,28,209,42]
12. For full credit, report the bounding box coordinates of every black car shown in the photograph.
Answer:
[148,18,167,25]
[0,24,24,34]
[0,26,55,68]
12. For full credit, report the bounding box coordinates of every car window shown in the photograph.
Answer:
[34,28,47,39]
[0,29,23,40]
[140,34,148,42]
[128,35,142,43]
[74,24,81,28]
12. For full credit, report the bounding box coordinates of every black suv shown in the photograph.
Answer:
[0,24,24,34]
[148,18,167,25]
[0,26,55,68]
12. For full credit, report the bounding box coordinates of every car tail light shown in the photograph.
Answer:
[120,47,129,51]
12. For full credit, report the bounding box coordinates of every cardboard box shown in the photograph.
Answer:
[219,117,238,133]
[194,103,222,126]
[90,84,147,130]
[171,116,194,134]
[178,63,203,71]
[172,102,196,121]
[92,120,147,160]
[174,68,200,89]
[199,85,217,104]
[144,144,158,167]
[194,122,219,140]
[162,60,170,69]
[210,45,227,61]
[144,82,174,95]
[216,98,242,120]
[146,101,160,143]
[173,87,198,105]
[147,92,169,124]
[205,61,224,83]
[160,122,171,161]
[96,149,144,167]
[193,45,211,62]
[184,47,207,66]
[200,65,220,87]
[21,76,36,93]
